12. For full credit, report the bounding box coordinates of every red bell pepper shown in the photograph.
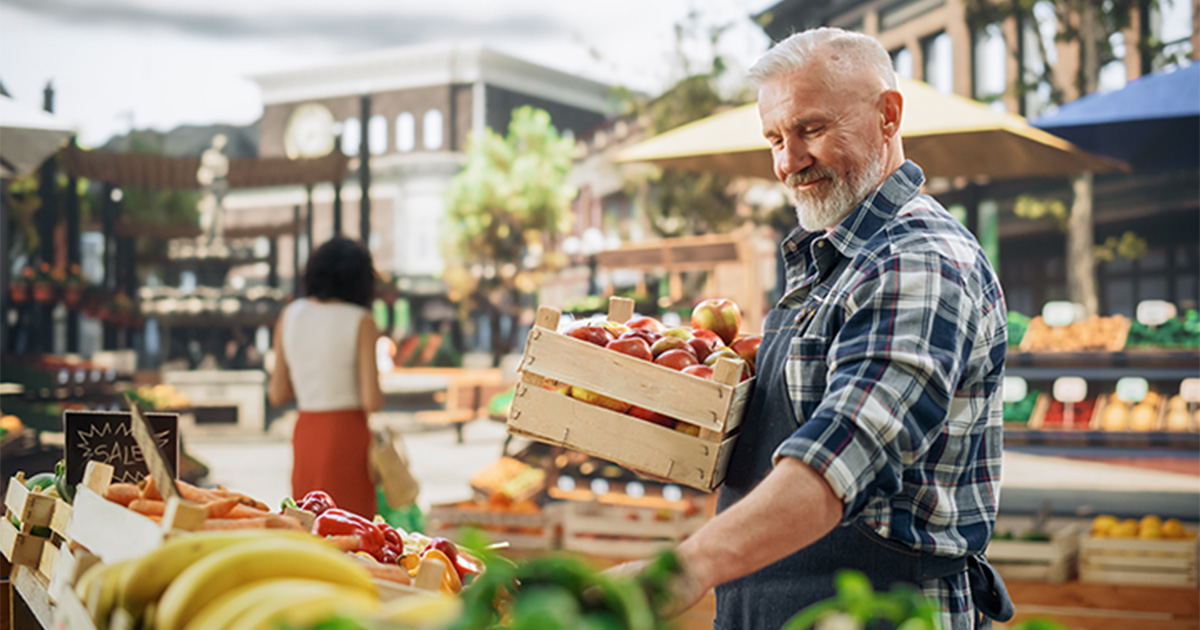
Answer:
[314,508,387,561]
[297,490,337,516]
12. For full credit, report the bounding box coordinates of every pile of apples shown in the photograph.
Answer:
[553,298,761,435]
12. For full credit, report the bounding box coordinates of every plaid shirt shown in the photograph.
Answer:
[772,161,1006,629]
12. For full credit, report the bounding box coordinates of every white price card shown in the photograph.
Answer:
[1115,377,1149,403]
[1003,377,1029,403]
[1181,378,1200,403]
[1042,301,1077,327]
[1136,300,1176,327]
[1053,377,1088,403]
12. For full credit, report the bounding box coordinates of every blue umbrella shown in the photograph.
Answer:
[1031,63,1199,171]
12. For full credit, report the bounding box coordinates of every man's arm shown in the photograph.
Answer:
[664,457,843,612]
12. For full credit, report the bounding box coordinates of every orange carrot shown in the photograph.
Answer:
[212,485,270,511]
[141,476,220,503]
[128,499,167,516]
[104,483,142,507]
[265,514,305,530]
[202,497,240,519]
[225,504,272,519]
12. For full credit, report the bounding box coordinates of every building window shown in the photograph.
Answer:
[922,31,954,93]
[368,114,387,155]
[1154,0,1194,69]
[892,47,914,79]
[974,24,1007,112]
[396,112,415,152]
[341,117,361,156]
[879,0,946,31]
[423,109,444,150]
[1022,1,1057,116]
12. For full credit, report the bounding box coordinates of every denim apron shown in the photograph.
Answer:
[714,259,1013,630]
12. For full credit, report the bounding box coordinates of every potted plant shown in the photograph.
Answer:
[32,263,57,303]
[9,266,34,304]
[63,264,86,309]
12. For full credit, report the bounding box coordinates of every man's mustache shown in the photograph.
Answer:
[786,167,837,190]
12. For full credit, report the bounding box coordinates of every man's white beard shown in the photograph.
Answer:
[787,155,884,232]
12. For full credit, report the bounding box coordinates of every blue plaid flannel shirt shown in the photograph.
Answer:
[773,161,1007,629]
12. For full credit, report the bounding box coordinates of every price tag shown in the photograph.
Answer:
[1003,377,1029,403]
[1136,300,1176,327]
[1115,377,1149,403]
[1053,377,1087,404]
[1181,378,1200,403]
[1042,301,1076,327]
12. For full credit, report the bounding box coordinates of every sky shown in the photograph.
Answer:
[1,0,776,147]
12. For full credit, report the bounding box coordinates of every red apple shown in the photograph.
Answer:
[619,329,662,346]
[704,346,740,366]
[629,406,674,428]
[690,328,722,344]
[692,298,742,345]
[600,321,630,338]
[681,364,714,380]
[606,337,653,362]
[729,335,762,375]
[650,336,693,358]
[569,385,631,413]
[542,380,571,395]
[686,336,720,363]
[625,316,665,333]
[565,324,614,347]
[654,349,699,371]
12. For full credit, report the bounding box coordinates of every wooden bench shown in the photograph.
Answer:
[403,367,506,443]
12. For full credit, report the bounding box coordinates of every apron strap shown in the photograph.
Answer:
[967,555,1016,622]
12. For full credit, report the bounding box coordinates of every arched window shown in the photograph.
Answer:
[368,114,387,155]
[423,109,444,150]
[341,118,361,155]
[395,112,415,152]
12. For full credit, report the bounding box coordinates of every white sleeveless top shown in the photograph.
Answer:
[282,298,368,411]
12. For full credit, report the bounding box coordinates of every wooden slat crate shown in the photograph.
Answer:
[1,474,57,570]
[1080,532,1199,588]
[427,501,561,550]
[507,298,753,491]
[560,501,707,558]
[986,522,1080,583]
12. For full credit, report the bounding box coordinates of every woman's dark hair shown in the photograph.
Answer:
[303,237,376,307]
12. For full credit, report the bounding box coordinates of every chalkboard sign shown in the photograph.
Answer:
[63,410,179,486]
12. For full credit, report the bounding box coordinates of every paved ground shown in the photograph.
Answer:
[185,412,512,513]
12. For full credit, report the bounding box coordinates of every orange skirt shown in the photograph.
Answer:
[292,409,376,518]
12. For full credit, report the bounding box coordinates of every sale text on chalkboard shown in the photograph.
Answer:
[63,410,179,486]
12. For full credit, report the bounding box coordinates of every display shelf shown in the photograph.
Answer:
[1006,350,1200,382]
[1003,426,1199,449]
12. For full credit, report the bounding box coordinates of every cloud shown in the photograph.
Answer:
[4,0,563,51]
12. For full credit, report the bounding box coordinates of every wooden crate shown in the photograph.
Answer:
[1,474,57,570]
[560,501,707,558]
[1080,532,1199,588]
[507,299,753,491]
[427,501,560,550]
[986,522,1081,583]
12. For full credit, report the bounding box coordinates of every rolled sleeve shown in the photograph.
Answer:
[774,251,974,519]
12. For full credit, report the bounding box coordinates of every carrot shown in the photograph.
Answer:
[141,476,220,503]
[212,485,270,511]
[226,504,272,519]
[128,499,167,516]
[203,517,269,530]
[202,497,240,519]
[104,483,142,507]
[351,555,411,585]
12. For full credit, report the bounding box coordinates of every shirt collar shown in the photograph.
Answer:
[780,160,925,265]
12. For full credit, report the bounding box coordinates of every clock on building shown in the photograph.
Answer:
[283,103,335,159]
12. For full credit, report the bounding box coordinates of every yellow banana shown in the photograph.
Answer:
[75,559,138,630]
[182,578,341,630]
[378,591,464,628]
[154,537,376,630]
[227,586,379,630]
[119,528,323,615]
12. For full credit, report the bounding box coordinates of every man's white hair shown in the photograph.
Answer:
[748,27,896,92]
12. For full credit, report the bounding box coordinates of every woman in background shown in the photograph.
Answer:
[269,237,383,517]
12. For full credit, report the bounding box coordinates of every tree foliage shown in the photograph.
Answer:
[443,106,577,361]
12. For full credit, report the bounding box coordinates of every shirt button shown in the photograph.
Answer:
[817,241,825,248]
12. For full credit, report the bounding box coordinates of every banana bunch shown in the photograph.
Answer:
[72,529,381,630]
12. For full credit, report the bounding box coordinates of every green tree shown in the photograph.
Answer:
[444,106,577,364]
[620,11,750,238]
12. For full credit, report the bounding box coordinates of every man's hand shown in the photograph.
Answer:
[603,555,707,619]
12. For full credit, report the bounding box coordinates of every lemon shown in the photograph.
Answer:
[1112,520,1139,538]
[1140,515,1163,529]
[1162,519,1186,539]
[1091,515,1119,536]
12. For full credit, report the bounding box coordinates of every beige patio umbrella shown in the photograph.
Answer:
[615,78,1126,180]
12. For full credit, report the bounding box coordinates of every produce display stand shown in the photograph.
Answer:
[559,500,707,558]
[1080,531,1199,587]
[507,298,753,492]
[987,518,1081,584]
[427,501,562,551]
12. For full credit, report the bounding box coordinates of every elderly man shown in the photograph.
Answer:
[628,27,1014,630]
